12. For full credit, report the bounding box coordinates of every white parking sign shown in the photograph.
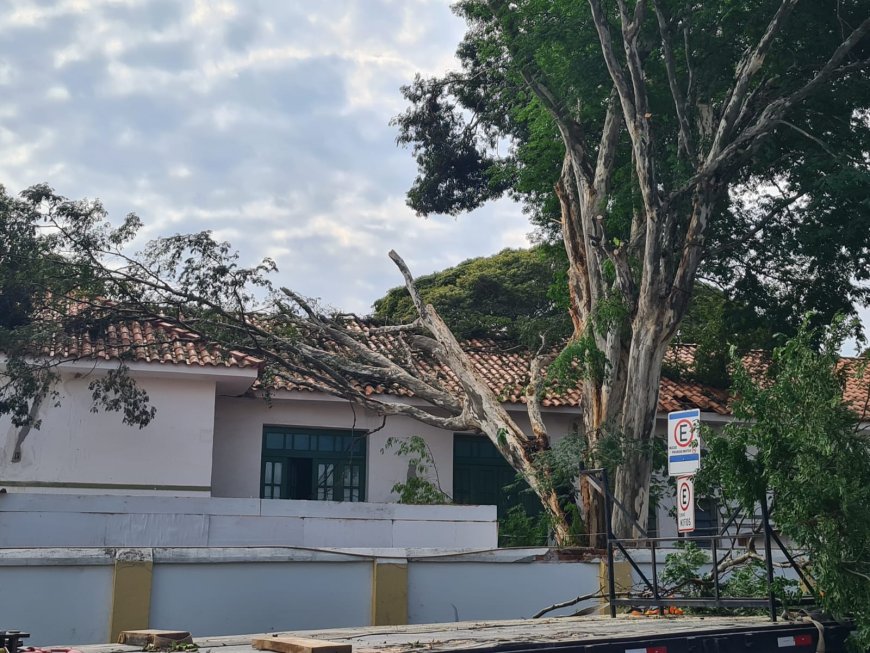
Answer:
[668,409,701,476]
[677,475,695,533]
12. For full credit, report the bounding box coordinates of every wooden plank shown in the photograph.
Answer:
[252,637,353,653]
[118,630,192,646]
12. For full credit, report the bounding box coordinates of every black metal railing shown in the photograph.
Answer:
[581,468,816,621]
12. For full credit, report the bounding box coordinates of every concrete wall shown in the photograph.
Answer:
[0,369,222,496]
[0,559,113,645]
[408,555,600,623]
[150,559,372,636]
[0,544,804,647]
[0,547,603,646]
[0,493,497,548]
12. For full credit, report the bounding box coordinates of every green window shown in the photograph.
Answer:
[452,434,540,518]
[261,427,366,502]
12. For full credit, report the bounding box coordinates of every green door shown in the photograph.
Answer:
[452,434,540,517]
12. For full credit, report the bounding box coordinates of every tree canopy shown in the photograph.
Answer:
[396,1,870,337]
[373,246,783,389]
[373,245,573,346]
[395,0,870,538]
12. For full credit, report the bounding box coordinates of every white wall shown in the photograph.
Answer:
[0,547,602,646]
[0,562,113,645]
[0,493,498,549]
[408,556,600,623]
[212,394,459,502]
[150,560,373,636]
[0,371,218,495]
[212,393,589,503]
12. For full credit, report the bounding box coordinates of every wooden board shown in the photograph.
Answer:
[252,636,353,653]
[117,630,192,646]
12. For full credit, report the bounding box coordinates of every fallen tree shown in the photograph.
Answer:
[0,184,579,541]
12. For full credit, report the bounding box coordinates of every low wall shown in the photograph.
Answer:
[0,543,805,647]
[0,547,606,646]
[0,493,497,548]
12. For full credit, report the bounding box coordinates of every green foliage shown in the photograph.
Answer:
[661,542,709,597]
[88,365,156,429]
[498,504,550,547]
[372,246,571,347]
[0,184,157,429]
[547,333,608,388]
[660,543,801,611]
[722,560,801,608]
[699,319,870,647]
[382,436,451,505]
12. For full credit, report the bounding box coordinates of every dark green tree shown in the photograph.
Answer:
[395,0,870,538]
[373,245,572,346]
[0,184,155,438]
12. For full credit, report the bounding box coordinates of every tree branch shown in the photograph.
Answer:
[706,0,800,162]
[653,0,697,163]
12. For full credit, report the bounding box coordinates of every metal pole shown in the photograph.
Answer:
[712,536,720,606]
[602,469,617,618]
[769,528,815,596]
[650,539,660,604]
[760,494,777,622]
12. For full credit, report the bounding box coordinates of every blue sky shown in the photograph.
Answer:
[0,0,866,352]
[0,0,531,314]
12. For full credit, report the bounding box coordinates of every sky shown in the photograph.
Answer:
[0,0,866,352]
[0,0,532,315]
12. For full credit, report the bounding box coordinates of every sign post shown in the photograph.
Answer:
[669,409,701,534]
[668,408,701,476]
[677,475,695,533]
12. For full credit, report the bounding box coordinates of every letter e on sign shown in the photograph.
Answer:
[668,409,701,476]
[677,476,695,533]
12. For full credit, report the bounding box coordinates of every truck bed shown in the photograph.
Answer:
[80,615,853,653]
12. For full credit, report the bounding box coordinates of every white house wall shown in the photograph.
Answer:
[212,394,455,502]
[0,372,217,496]
[212,393,598,503]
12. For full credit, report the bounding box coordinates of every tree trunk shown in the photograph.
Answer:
[611,319,668,538]
[555,153,680,542]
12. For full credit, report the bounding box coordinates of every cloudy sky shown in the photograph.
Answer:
[1,0,866,351]
[0,0,531,314]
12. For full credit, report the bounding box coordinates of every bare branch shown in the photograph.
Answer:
[593,89,623,200]
[707,0,800,161]
[588,0,636,119]
[684,15,870,195]
[525,336,551,448]
[368,320,423,335]
[532,591,603,619]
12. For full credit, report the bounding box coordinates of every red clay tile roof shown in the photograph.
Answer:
[39,311,261,369]
[836,358,869,420]
[664,344,870,419]
[272,323,735,414]
[43,307,866,416]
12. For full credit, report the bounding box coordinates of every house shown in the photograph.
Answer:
[1,314,867,546]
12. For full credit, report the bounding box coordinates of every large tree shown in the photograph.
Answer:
[394,0,870,537]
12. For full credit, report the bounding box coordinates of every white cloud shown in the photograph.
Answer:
[0,0,533,316]
[45,85,71,101]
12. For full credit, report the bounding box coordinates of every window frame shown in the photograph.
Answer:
[260,426,367,502]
